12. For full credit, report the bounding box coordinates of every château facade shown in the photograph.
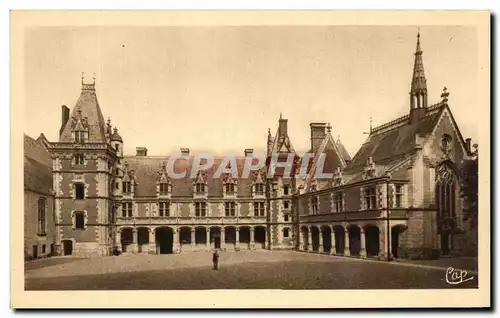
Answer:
[24,33,478,260]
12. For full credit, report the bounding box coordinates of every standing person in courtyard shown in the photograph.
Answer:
[212,250,219,270]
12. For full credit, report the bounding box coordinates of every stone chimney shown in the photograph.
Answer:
[60,105,70,135]
[244,149,254,157]
[136,147,148,156]
[465,138,472,154]
[310,123,327,153]
[180,148,190,156]
[279,115,288,136]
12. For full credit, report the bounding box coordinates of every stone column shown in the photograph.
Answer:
[250,227,255,250]
[360,227,367,258]
[191,228,196,248]
[221,228,226,250]
[148,228,156,254]
[318,228,324,253]
[173,228,180,254]
[298,229,303,251]
[206,227,210,251]
[378,224,390,260]
[115,229,122,253]
[330,227,336,255]
[235,228,240,248]
[131,228,138,253]
[344,227,351,256]
[307,227,313,252]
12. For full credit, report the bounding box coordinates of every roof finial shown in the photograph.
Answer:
[326,122,332,133]
[93,73,96,84]
[81,72,84,84]
[337,134,340,142]
[441,86,450,103]
[370,116,373,133]
[279,112,282,120]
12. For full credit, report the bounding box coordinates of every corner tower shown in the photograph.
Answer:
[47,75,119,257]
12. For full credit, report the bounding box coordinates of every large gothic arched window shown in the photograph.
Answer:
[436,163,457,221]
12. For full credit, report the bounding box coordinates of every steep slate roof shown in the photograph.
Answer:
[336,139,351,162]
[59,82,107,143]
[24,134,53,194]
[123,156,266,198]
[343,103,445,181]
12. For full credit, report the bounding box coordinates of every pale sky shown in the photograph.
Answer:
[24,26,478,157]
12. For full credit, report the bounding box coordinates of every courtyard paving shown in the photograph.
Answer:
[24,251,478,290]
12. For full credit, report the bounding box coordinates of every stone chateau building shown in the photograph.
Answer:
[24,33,477,260]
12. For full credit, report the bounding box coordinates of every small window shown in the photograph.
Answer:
[311,196,319,214]
[365,186,377,210]
[283,228,289,238]
[254,202,265,216]
[42,244,46,254]
[159,202,170,217]
[75,212,85,229]
[160,183,169,195]
[334,192,343,212]
[284,185,289,195]
[284,214,289,222]
[37,197,46,235]
[225,202,236,217]
[122,202,133,217]
[115,182,119,189]
[123,181,131,194]
[284,200,290,209]
[115,144,119,151]
[395,185,404,208]
[196,183,205,194]
[225,183,235,194]
[74,153,84,165]
[75,183,85,200]
[195,202,207,217]
[74,131,85,143]
[255,183,265,195]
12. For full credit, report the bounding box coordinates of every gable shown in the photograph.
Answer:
[423,107,468,165]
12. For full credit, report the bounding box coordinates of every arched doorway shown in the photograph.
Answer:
[155,227,174,254]
[239,226,251,249]
[137,228,149,253]
[195,227,207,246]
[391,225,407,258]
[179,227,191,250]
[210,227,221,249]
[225,226,237,247]
[62,239,73,256]
[364,225,380,257]
[121,228,134,253]
[321,226,332,253]
[310,226,320,252]
[300,226,309,251]
[348,225,361,256]
[333,225,345,255]
[254,226,266,249]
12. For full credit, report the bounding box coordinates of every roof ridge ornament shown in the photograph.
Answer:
[441,86,450,104]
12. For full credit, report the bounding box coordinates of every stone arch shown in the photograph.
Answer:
[332,225,345,255]
[120,227,134,253]
[310,226,320,252]
[194,226,207,245]
[225,226,237,245]
[321,225,332,253]
[300,226,309,251]
[348,224,362,256]
[239,226,251,249]
[364,224,380,257]
[210,226,222,249]
[136,227,150,253]
[155,226,174,254]
[391,224,408,258]
[179,226,191,245]
[254,226,266,249]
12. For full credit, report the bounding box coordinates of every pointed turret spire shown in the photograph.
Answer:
[410,30,428,110]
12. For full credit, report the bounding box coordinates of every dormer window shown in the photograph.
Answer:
[225,183,235,194]
[196,183,205,193]
[255,183,265,195]
[75,131,85,143]
[363,156,376,180]
[157,163,172,196]
[123,181,132,194]
[71,110,89,144]
[160,183,169,195]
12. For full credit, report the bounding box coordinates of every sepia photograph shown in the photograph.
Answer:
[10,10,490,308]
